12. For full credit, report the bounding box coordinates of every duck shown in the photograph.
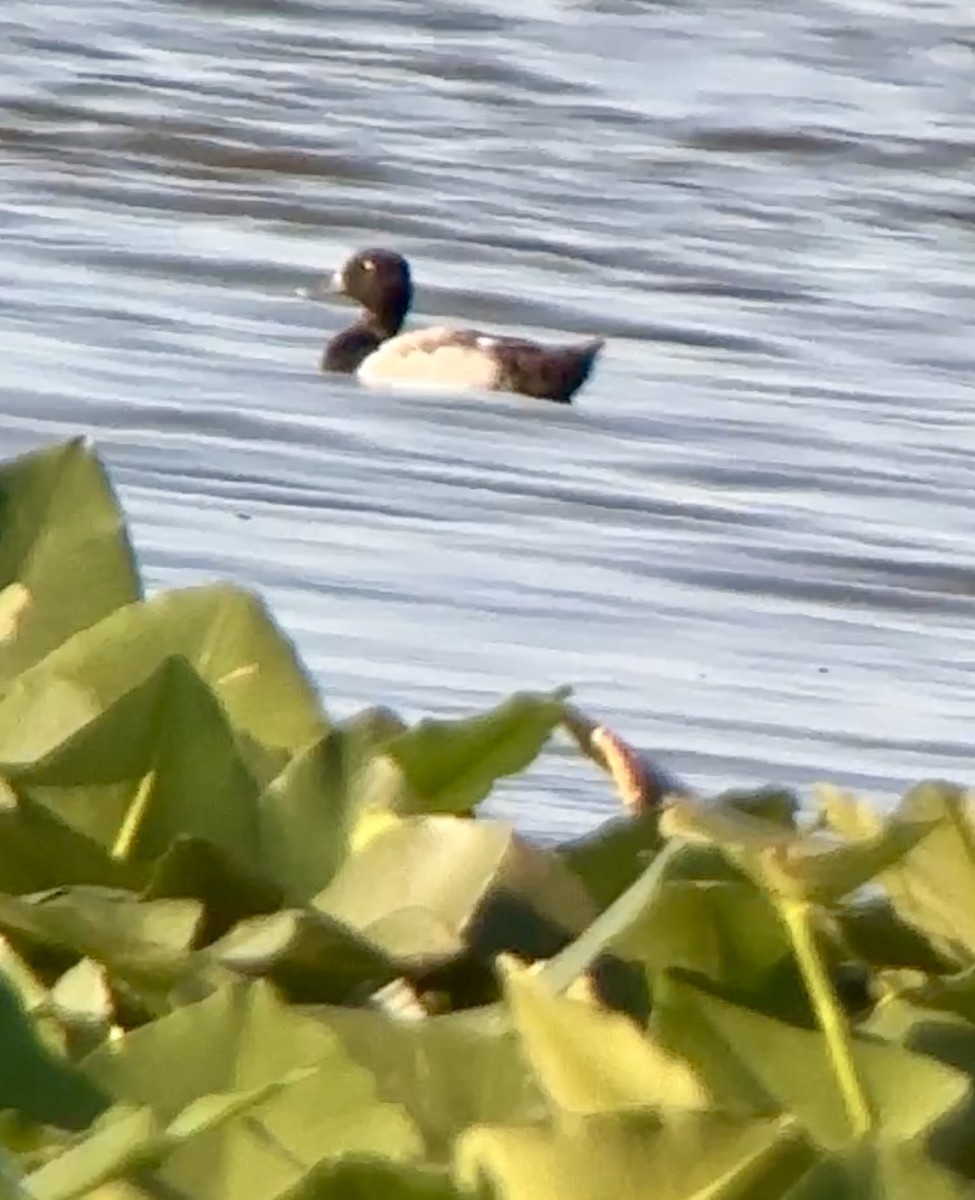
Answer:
[303,248,604,404]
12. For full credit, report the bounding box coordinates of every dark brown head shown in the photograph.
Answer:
[303,248,414,375]
[331,248,413,336]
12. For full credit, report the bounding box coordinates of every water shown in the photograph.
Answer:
[2,0,974,839]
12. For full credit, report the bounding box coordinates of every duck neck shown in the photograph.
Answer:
[364,282,411,341]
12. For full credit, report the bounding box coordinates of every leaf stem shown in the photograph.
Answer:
[112,767,156,862]
[778,897,872,1139]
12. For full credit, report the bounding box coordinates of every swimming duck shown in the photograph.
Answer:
[304,248,604,403]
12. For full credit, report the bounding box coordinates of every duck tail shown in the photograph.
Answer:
[564,336,605,398]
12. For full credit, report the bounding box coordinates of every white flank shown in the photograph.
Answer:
[357,326,502,392]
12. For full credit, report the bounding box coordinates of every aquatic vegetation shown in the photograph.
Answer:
[0,437,972,1198]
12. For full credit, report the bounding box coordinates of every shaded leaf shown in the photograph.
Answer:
[783,1142,973,1200]
[0,789,135,897]
[557,812,662,911]
[0,888,206,1013]
[142,836,284,946]
[4,659,267,871]
[0,970,107,1130]
[539,839,699,995]
[212,908,401,1003]
[836,895,955,974]
[280,1158,461,1200]
[719,786,801,828]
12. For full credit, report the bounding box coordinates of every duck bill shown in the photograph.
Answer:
[296,269,348,302]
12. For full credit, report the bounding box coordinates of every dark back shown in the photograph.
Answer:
[496,339,604,403]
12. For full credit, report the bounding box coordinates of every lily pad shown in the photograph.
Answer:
[211,908,402,1003]
[318,1004,546,1161]
[4,658,266,871]
[0,583,327,770]
[782,1142,973,1200]
[457,1110,809,1200]
[819,781,975,962]
[315,815,595,972]
[382,689,569,815]
[84,980,422,1200]
[279,1158,462,1200]
[0,969,107,1130]
[500,956,709,1115]
[0,437,141,686]
[0,887,207,1014]
[661,793,937,905]
[256,708,408,905]
[653,971,971,1149]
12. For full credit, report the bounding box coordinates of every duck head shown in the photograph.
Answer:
[306,248,413,338]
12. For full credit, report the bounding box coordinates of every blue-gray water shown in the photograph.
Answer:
[2,0,974,838]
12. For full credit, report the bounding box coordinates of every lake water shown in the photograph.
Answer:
[3,0,974,839]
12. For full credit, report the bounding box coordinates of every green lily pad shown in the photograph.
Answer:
[0,583,327,769]
[24,1072,321,1200]
[457,1110,809,1200]
[315,815,595,971]
[22,1106,157,1200]
[557,812,662,911]
[6,658,266,870]
[782,1142,973,1200]
[382,689,570,815]
[279,1158,461,1200]
[84,980,421,1200]
[662,793,937,905]
[0,887,207,1014]
[256,708,408,905]
[142,836,284,946]
[0,788,136,895]
[539,840,704,995]
[500,957,709,1115]
[653,971,971,1149]
[836,895,955,974]
[0,437,141,687]
[318,1004,546,1161]
[819,781,975,963]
